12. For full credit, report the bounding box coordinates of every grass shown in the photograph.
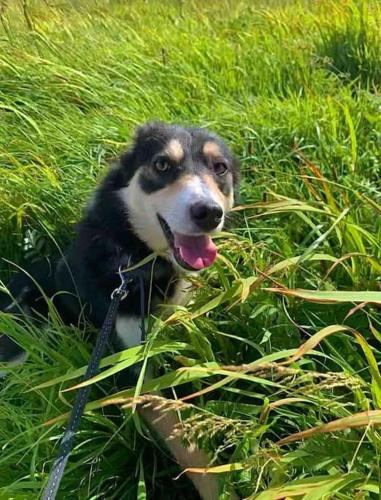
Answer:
[0,0,381,498]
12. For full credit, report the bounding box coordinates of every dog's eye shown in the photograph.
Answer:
[153,157,170,172]
[213,161,228,176]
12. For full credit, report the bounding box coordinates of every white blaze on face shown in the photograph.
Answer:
[157,174,226,234]
[121,171,231,257]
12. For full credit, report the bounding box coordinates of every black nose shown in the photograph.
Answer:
[190,202,223,231]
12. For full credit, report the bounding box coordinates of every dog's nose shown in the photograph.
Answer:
[190,202,223,231]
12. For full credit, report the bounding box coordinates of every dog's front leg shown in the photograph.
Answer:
[139,403,220,500]
[116,315,235,499]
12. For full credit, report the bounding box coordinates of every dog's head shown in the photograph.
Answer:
[119,122,240,272]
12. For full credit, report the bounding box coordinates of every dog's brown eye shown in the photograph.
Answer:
[213,161,228,176]
[153,157,170,172]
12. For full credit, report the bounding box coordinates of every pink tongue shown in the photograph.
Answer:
[174,233,217,270]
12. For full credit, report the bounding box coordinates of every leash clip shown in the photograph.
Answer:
[43,260,141,500]
[111,266,131,301]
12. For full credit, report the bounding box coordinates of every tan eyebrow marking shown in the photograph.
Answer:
[165,139,184,162]
[202,140,222,158]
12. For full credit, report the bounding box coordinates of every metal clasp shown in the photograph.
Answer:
[111,265,131,301]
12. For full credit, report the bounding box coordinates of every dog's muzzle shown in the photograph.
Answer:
[190,201,223,232]
[157,214,218,271]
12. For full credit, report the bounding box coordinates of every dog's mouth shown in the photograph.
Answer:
[158,215,217,271]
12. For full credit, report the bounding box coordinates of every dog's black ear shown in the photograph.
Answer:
[132,121,171,151]
[118,123,155,169]
[119,149,136,171]
[133,121,166,143]
[126,121,172,167]
[119,122,167,174]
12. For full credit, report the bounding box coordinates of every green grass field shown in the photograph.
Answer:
[1,0,381,498]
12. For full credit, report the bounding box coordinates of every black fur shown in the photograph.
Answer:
[0,122,240,364]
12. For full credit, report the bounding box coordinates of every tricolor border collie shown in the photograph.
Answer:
[0,122,240,500]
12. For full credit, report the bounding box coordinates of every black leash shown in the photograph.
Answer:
[42,268,137,500]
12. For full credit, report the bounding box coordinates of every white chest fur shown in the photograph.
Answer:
[115,278,193,349]
[115,315,143,349]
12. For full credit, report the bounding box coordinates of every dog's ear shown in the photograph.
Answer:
[132,121,170,151]
[119,147,136,173]
[133,121,166,143]
[119,123,157,172]
[119,122,166,174]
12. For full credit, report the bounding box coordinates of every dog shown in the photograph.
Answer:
[0,122,240,499]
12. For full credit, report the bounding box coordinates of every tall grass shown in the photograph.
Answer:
[0,0,381,498]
